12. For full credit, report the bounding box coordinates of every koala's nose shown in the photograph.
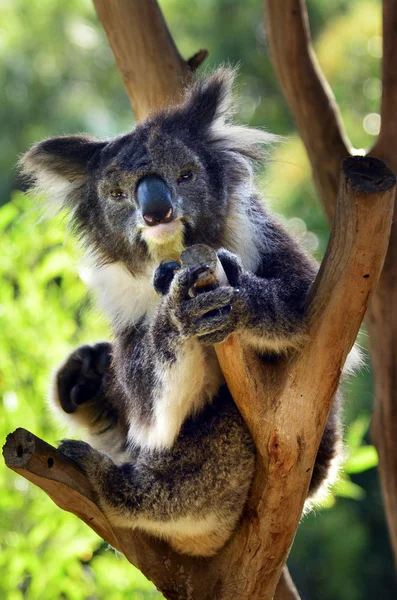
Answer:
[136,175,174,226]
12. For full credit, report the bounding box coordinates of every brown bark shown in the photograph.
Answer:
[264,0,397,568]
[213,156,395,599]
[367,0,397,567]
[93,0,206,120]
[4,157,394,599]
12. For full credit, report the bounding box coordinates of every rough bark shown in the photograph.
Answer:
[264,0,397,568]
[93,0,207,120]
[4,157,395,599]
[366,0,397,567]
[213,156,395,598]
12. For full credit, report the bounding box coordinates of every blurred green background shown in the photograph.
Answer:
[0,0,394,598]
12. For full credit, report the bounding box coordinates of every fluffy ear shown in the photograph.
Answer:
[180,68,277,162]
[20,135,105,211]
[208,122,278,162]
[181,67,235,132]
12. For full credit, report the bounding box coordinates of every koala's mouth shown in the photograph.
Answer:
[141,218,184,243]
[140,218,185,263]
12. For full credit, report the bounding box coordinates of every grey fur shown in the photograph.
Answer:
[21,69,353,557]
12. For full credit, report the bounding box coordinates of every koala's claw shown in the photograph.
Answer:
[185,286,235,317]
[217,248,243,287]
[194,302,237,343]
[156,259,243,344]
[56,343,111,414]
[153,261,182,296]
[170,264,211,302]
[58,439,113,482]
[168,282,239,341]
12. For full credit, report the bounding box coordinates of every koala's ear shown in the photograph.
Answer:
[177,69,277,161]
[20,135,106,210]
[22,135,105,182]
[182,68,235,132]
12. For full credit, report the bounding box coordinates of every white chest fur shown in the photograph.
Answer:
[81,260,160,328]
[81,258,224,452]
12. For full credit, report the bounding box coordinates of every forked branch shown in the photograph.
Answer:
[213,155,395,598]
[264,0,397,569]
[4,157,394,600]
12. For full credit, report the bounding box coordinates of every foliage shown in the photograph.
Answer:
[1,0,395,599]
[0,194,161,599]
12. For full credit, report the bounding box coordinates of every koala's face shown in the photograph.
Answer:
[79,120,229,270]
[22,69,272,273]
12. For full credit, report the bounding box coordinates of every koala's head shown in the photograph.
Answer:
[21,69,274,274]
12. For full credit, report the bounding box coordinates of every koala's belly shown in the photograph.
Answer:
[134,513,233,556]
[129,389,256,555]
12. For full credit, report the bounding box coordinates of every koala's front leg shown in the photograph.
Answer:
[115,264,239,451]
[217,248,312,350]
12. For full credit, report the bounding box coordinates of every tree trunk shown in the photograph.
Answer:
[93,0,207,120]
[264,0,397,567]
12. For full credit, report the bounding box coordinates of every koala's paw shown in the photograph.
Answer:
[153,261,181,295]
[166,265,240,344]
[56,343,112,414]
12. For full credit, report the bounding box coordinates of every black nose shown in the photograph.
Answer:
[136,175,173,226]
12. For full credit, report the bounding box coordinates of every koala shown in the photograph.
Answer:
[21,69,356,557]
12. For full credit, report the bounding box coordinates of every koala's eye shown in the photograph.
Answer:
[177,169,194,184]
[109,188,127,200]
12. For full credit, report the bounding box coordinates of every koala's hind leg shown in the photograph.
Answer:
[58,393,255,556]
[308,393,342,498]
[51,343,128,460]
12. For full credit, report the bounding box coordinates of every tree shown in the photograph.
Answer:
[3,1,397,598]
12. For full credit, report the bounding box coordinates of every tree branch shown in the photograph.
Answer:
[212,155,395,599]
[3,428,218,600]
[264,0,352,219]
[366,4,397,558]
[5,156,393,599]
[264,0,397,570]
[374,0,397,156]
[93,0,206,120]
[7,0,397,595]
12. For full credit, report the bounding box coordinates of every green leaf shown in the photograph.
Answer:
[346,414,371,450]
[0,202,19,229]
[344,445,378,474]
[333,479,366,500]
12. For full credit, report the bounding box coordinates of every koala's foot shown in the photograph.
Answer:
[57,439,93,472]
[58,439,114,481]
[56,343,111,414]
